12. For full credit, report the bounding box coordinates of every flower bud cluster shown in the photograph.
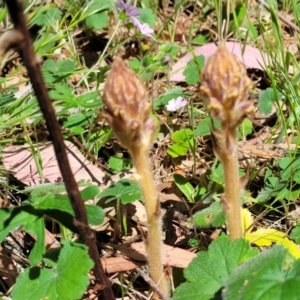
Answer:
[200,43,253,130]
[102,58,155,150]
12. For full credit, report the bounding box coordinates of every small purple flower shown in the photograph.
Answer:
[115,0,141,18]
[115,0,155,39]
[164,55,170,63]
[166,97,187,112]
[132,17,154,38]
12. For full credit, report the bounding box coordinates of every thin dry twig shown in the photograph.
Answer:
[136,268,171,300]
[5,1,115,299]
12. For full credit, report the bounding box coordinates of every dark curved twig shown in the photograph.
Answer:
[5,1,115,299]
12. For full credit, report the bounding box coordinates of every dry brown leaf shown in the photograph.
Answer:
[2,141,106,185]
[112,242,196,268]
[101,256,144,273]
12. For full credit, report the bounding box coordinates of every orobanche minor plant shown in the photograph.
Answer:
[102,58,169,298]
[173,42,300,300]
[200,43,253,240]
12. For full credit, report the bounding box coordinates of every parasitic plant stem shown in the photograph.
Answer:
[218,135,242,239]
[201,43,253,240]
[130,145,168,296]
[102,58,168,298]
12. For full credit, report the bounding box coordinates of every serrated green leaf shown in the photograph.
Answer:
[86,11,108,29]
[290,223,300,244]
[192,201,226,227]
[173,174,194,202]
[257,180,288,202]
[12,241,93,300]
[223,245,300,300]
[173,235,258,300]
[97,179,142,204]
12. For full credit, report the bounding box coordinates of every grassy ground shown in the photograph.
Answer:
[1,0,300,299]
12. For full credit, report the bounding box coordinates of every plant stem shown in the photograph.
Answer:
[219,139,242,240]
[130,144,169,298]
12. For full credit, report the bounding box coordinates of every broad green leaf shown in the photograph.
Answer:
[81,185,100,201]
[27,217,45,265]
[33,195,104,226]
[256,180,287,202]
[56,59,76,74]
[97,179,142,204]
[257,87,283,114]
[63,113,90,130]
[86,11,108,30]
[171,128,195,147]
[223,245,300,300]
[291,223,300,244]
[191,34,208,45]
[183,55,205,85]
[173,174,194,202]
[167,128,195,157]
[138,8,156,27]
[167,143,190,158]
[84,0,111,15]
[33,7,62,26]
[76,91,103,108]
[129,57,141,72]
[108,156,132,173]
[12,241,93,300]
[173,235,258,300]
[193,118,211,137]
[0,206,45,265]
[238,119,253,139]
[192,201,225,227]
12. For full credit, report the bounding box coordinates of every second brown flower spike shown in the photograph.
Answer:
[201,43,253,240]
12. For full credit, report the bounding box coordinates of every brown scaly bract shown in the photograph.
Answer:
[102,57,155,150]
[200,43,253,130]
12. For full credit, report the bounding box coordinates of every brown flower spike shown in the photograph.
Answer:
[102,58,168,297]
[200,43,253,130]
[200,43,253,240]
[103,57,155,151]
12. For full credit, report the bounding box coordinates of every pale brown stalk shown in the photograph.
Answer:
[130,145,169,296]
[201,43,253,240]
[102,58,168,298]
